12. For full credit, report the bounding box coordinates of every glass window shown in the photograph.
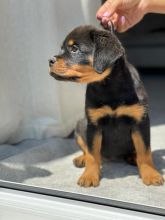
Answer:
[0,0,164,217]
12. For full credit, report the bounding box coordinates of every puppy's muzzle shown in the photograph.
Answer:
[49,56,56,67]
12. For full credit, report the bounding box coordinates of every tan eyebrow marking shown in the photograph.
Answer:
[68,39,75,46]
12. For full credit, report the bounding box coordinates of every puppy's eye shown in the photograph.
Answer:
[70,45,79,53]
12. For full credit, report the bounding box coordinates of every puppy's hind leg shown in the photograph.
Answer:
[73,118,88,168]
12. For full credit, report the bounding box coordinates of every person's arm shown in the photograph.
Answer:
[146,0,165,14]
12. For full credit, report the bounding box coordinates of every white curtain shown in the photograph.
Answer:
[0,0,100,144]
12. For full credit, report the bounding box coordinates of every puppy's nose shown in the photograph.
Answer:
[49,56,56,66]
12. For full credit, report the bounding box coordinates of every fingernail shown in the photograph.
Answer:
[120,16,126,25]
[103,11,111,17]
[96,13,101,19]
[102,17,108,24]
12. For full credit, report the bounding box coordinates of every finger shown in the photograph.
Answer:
[96,0,121,20]
[116,16,129,33]
[100,21,108,29]
[100,13,118,30]
[101,17,109,28]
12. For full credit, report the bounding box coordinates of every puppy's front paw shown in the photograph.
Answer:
[77,170,100,187]
[141,165,164,186]
[73,155,86,168]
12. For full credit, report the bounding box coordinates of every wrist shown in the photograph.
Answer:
[142,0,165,14]
[139,0,151,15]
[144,0,155,13]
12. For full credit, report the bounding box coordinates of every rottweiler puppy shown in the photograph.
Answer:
[49,25,164,187]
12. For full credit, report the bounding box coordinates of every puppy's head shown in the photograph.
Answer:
[49,25,125,83]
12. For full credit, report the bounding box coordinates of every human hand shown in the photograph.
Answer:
[96,0,148,32]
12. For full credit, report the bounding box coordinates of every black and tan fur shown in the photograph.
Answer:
[49,25,164,187]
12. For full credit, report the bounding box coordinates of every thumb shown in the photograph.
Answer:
[116,16,130,33]
[96,0,121,20]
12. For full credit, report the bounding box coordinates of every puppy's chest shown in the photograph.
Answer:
[86,104,145,125]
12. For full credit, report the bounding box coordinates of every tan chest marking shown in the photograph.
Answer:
[87,104,145,125]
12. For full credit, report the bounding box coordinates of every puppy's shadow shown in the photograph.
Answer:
[152,149,165,171]
[0,164,52,183]
[101,149,165,180]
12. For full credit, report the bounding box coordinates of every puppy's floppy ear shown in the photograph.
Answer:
[90,29,125,73]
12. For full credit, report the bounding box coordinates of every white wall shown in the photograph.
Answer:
[0,0,101,143]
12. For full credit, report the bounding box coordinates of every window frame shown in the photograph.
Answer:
[0,180,164,217]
